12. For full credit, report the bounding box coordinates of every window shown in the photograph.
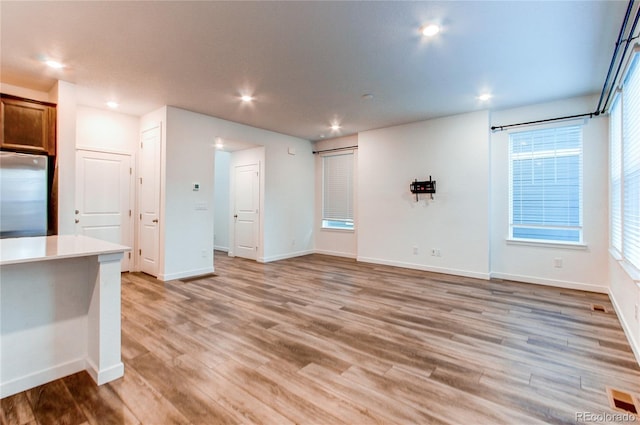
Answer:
[610,95,622,253]
[620,55,640,270]
[509,125,583,243]
[322,152,354,230]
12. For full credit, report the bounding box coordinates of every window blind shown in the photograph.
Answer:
[322,153,354,225]
[509,125,583,243]
[610,95,622,253]
[623,56,640,269]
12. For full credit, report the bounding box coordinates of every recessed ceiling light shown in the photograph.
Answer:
[330,124,341,131]
[214,136,224,149]
[420,24,440,37]
[478,93,492,101]
[45,60,65,69]
[106,101,119,109]
[240,95,254,102]
[361,93,374,101]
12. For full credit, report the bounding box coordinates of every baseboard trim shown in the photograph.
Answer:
[314,249,357,259]
[356,256,490,280]
[260,249,315,263]
[490,272,608,294]
[86,359,125,385]
[0,358,85,398]
[158,266,215,282]
[214,245,229,252]
[609,290,640,366]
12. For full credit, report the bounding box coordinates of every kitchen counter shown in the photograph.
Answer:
[0,235,130,398]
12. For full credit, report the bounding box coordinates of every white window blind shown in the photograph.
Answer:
[622,56,640,269]
[610,95,622,253]
[322,152,354,229]
[509,125,583,243]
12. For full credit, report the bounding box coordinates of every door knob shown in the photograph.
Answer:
[75,210,79,215]
[75,219,79,224]
[152,218,159,223]
[234,214,238,218]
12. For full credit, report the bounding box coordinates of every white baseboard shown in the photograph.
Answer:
[490,272,608,294]
[609,290,640,366]
[86,359,124,385]
[214,245,229,252]
[0,358,85,398]
[158,266,215,282]
[356,256,491,280]
[314,249,357,259]
[260,249,315,263]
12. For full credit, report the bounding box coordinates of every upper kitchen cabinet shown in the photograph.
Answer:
[0,94,56,155]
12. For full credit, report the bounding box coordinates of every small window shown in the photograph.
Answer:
[322,152,354,230]
[509,125,583,243]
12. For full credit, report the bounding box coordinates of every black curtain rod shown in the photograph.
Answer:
[490,112,595,132]
[312,145,358,154]
[492,0,637,132]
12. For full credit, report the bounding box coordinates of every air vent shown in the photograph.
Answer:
[607,387,639,415]
[591,304,607,313]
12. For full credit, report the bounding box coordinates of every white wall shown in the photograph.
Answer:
[162,107,216,280]
[609,258,640,363]
[490,96,609,293]
[49,81,77,235]
[358,111,491,279]
[76,106,139,154]
[214,150,231,251]
[313,135,358,258]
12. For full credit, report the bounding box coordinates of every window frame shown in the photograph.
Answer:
[321,151,355,231]
[507,123,584,246]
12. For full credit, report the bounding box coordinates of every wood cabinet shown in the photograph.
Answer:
[0,94,56,155]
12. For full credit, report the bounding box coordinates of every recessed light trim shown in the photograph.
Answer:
[478,93,492,101]
[330,124,341,131]
[240,95,254,103]
[420,24,440,37]
[45,60,65,69]
[106,101,119,109]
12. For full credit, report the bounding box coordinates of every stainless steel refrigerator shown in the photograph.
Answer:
[0,151,48,238]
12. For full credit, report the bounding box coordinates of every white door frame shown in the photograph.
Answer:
[75,147,135,271]
[228,147,265,262]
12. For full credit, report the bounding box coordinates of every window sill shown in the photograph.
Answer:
[506,238,588,250]
[610,248,640,283]
[321,227,355,233]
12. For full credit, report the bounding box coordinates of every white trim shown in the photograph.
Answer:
[357,256,490,280]
[608,289,640,366]
[314,249,357,259]
[506,238,588,250]
[158,266,214,282]
[490,272,608,294]
[76,145,134,156]
[214,245,229,252]
[0,358,86,398]
[259,249,315,263]
[85,359,124,385]
[320,227,355,233]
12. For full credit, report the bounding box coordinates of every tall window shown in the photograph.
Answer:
[610,95,622,253]
[509,125,583,243]
[322,152,354,230]
[619,55,640,270]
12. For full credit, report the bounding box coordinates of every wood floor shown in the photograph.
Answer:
[2,252,640,424]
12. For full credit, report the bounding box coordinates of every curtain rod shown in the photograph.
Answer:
[312,145,358,154]
[490,112,596,132]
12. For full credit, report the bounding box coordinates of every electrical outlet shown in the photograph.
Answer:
[431,248,436,256]
[413,246,419,255]
[436,249,441,257]
[201,249,207,258]
[635,304,638,320]
[554,257,563,268]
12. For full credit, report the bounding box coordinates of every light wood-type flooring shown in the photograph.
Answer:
[2,252,640,424]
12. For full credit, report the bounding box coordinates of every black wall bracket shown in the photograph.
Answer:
[410,176,436,201]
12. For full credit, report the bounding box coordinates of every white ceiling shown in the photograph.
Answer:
[0,1,627,141]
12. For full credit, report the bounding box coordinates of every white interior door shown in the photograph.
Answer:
[75,150,133,272]
[233,163,259,260]
[139,125,161,276]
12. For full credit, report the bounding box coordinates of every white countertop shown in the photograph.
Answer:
[0,235,130,266]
